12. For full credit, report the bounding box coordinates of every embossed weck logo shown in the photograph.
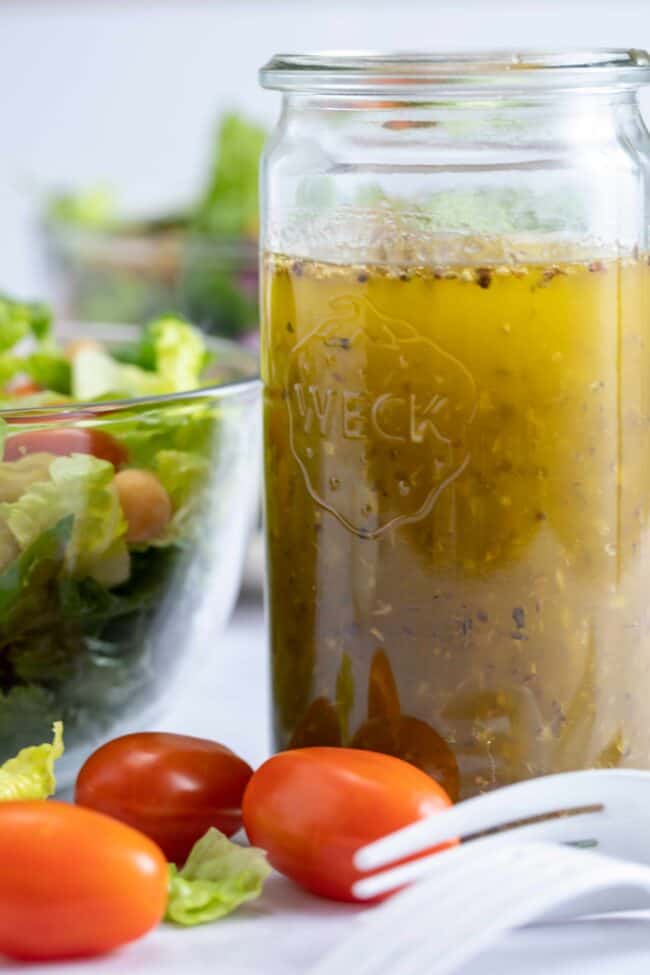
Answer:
[287,296,478,538]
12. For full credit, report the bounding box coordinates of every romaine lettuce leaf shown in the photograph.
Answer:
[0,295,61,394]
[147,317,207,393]
[0,720,63,800]
[45,186,115,229]
[0,354,23,388]
[72,317,208,400]
[0,453,57,505]
[0,294,52,352]
[23,350,71,395]
[193,113,266,238]
[155,450,208,510]
[153,449,210,543]
[0,516,72,624]
[1,455,127,583]
[156,450,210,528]
[105,401,216,471]
[165,828,270,926]
[72,347,169,401]
[0,518,176,760]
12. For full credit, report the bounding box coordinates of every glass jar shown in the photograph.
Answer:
[259,51,650,800]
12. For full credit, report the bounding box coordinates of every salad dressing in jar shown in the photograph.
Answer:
[260,51,650,798]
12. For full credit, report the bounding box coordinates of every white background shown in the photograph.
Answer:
[1,0,650,296]
[2,7,650,968]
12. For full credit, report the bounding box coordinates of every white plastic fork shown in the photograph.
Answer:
[354,768,650,898]
[310,840,650,975]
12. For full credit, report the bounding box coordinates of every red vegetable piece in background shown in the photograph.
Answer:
[3,427,127,466]
[5,380,44,397]
[75,732,253,865]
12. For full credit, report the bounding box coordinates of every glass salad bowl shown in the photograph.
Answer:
[40,112,266,345]
[41,225,259,345]
[0,317,260,786]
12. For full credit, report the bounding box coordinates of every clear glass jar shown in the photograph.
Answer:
[259,51,650,799]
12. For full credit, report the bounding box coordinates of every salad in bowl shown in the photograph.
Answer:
[0,297,260,783]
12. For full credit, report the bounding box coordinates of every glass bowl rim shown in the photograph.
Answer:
[0,321,260,422]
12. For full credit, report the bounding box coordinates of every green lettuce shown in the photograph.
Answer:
[24,350,71,394]
[166,828,270,926]
[155,450,208,510]
[147,317,208,392]
[0,355,23,389]
[0,521,176,758]
[1,455,127,583]
[72,347,168,401]
[0,293,62,395]
[0,294,52,351]
[0,516,72,625]
[0,517,210,757]
[153,449,209,543]
[0,721,63,800]
[105,399,216,472]
[193,113,266,238]
[45,186,116,229]
[72,317,208,401]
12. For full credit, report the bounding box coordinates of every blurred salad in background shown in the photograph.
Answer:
[41,113,266,343]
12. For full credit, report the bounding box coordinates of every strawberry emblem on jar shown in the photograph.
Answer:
[287,295,478,538]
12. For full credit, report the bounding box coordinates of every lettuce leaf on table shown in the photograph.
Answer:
[166,828,270,926]
[0,721,63,800]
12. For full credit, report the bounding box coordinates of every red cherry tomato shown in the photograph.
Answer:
[3,427,127,466]
[242,747,454,903]
[75,732,253,865]
[0,801,167,961]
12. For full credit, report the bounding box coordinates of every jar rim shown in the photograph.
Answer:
[260,49,650,95]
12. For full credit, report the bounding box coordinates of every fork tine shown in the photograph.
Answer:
[383,851,650,975]
[394,846,578,975]
[311,843,526,975]
[353,805,606,899]
[312,844,566,975]
[355,768,611,871]
[312,844,650,975]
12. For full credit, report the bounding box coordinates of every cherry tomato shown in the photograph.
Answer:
[75,732,253,865]
[242,747,454,902]
[3,427,127,466]
[0,801,167,961]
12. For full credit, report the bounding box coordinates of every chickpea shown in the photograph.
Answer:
[65,338,105,361]
[114,469,172,543]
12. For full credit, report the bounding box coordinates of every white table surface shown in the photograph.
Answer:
[7,593,650,975]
